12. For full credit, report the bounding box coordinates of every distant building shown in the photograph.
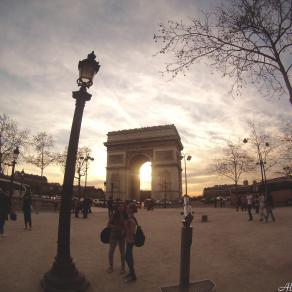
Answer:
[203,184,237,198]
[204,177,292,206]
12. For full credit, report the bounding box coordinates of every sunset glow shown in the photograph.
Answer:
[140,162,151,190]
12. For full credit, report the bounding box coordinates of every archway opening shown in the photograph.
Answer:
[139,161,152,201]
[140,162,151,190]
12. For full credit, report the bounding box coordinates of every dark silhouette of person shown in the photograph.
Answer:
[0,187,9,237]
[265,190,275,222]
[220,197,223,208]
[108,196,114,218]
[23,190,32,230]
[236,194,242,211]
[74,198,82,218]
[246,192,253,221]
[124,203,138,282]
[254,194,260,214]
[82,197,91,219]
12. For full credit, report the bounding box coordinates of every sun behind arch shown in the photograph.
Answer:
[140,162,151,190]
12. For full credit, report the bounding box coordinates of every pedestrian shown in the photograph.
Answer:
[108,196,114,218]
[75,198,82,218]
[124,203,138,282]
[259,192,266,222]
[265,190,275,222]
[254,194,260,214]
[82,197,90,219]
[220,197,223,208]
[246,192,253,221]
[23,190,32,230]
[0,187,9,237]
[107,204,126,274]
[236,194,242,211]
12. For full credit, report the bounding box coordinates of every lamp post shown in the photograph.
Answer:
[83,155,94,196]
[180,154,192,196]
[159,179,168,208]
[243,138,269,193]
[20,169,25,197]
[103,181,107,207]
[111,181,114,199]
[9,146,19,208]
[41,51,100,292]
[0,136,3,176]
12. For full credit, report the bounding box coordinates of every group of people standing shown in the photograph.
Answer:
[106,199,139,283]
[237,189,275,222]
[72,197,92,218]
[0,187,33,237]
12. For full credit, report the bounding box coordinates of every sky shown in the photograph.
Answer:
[0,0,291,196]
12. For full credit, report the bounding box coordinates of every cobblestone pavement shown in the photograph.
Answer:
[0,206,291,292]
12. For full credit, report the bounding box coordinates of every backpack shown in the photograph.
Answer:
[100,227,111,244]
[133,217,145,247]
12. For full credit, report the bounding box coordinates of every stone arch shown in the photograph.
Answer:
[104,125,183,201]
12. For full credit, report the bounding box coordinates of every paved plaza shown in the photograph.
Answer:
[0,206,291,292]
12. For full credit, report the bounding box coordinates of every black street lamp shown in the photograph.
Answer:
[103,181,107,207]
[180,154,192,196]
[20,169,25,197]
[0,136,3,175]
[243,138,270,195]
[41,52,100,292]
[9,146,19,208]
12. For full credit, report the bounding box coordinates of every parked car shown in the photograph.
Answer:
[92,199,104,207]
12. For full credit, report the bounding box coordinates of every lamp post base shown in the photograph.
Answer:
[41,257,89,292]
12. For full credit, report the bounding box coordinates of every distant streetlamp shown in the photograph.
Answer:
[103,181,107,207]
[83,155,94,195]
[111,181,114,199]
[180,154,192,196]
[243,138,269,192]
[9,146,20,207]
[20,169,25,197]
[0,136,3,175]
[41,52,100,292]
[160,179,168,208]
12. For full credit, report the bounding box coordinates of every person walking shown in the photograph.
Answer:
[82,197,90,219]
[259,192,266,222]
[265,190,275,222]
[108,196,114,218]
[107,204,126,274]
[23,190,32,230]
[236,194,242,212]
[124,203,137,282]
[246,191,253,221]
[0,187,9,237]
[254,194,260,214]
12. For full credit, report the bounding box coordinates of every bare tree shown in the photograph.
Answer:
[279,121,292,174]
[26,132,58,177]
[0,114,29,174]
[213,139,255,185]
[154,0,292,104]
[243,121,280,181]
[58,146,92,192]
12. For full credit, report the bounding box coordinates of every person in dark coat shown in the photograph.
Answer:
[23,190,32,230]
[82,197,91,219]
[0,187,9,237]
[265,190,275,222]
[108,196,114,218]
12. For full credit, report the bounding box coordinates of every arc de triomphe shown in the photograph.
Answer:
[104,124,183,201]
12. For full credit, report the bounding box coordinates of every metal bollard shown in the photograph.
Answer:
[180,225,193,287]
